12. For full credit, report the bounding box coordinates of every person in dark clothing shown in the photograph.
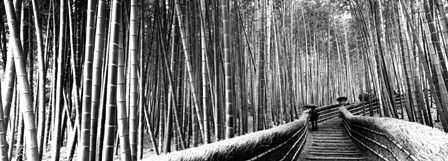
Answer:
[310,107,319,130]
[358,93,371,102]
[305,104,319,131]
[337,96,348,106]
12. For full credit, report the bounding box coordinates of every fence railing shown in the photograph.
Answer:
[147,110,310,161]
[340,103,448,161]
[317,100,381,122]
[145,94,442,161]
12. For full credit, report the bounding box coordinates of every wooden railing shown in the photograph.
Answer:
[340,103,448,160]
[145,95,425,161]
[147,110,310,161]
[316,100,382,122]
[316,104,343,122]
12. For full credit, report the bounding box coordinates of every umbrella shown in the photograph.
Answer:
[304,104,318,109]
[336,96,348,102]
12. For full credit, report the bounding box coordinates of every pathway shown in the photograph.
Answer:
[297,117,368,161]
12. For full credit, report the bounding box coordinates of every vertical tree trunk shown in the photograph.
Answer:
[423,0,448,131]
[117,13,131,160]
[256,0,266,131]
[137,7,145,158]
[174,0,206,141]
[129,0,139,159]
[30,0,47,158]
[89,0,107,160]
[78,0,96,160]
[212,0,221,141]
[199,0,210,144]
[221,0,234,139]
[51,0,67,159]
[3,0,40,160]
[265,0,273,128]
[101,0,122,160]
[434,0,448,61]
[0,82,8,161]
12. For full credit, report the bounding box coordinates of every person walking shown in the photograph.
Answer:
[306,104,319,131]
[337,96,348,106]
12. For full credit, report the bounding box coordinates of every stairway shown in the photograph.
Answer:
[297,117,368,161]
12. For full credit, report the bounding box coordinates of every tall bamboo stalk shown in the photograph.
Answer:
[117,12,131,160]
[129,0,139,159]
[3,0,39,160]
[89,0,107,160]
[101,0,122,160]
[221,0,234,139]
[78,0,96,160]
[51,0,66,159]
[174,0,206,141]
[30,0,46,158]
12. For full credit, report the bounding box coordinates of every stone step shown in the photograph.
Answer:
[313,135,347,138]
[311,142,357,147]
[313,130,344,132]
[312,134,347,137]
[306,156,366,161]
[310,146,359,151]
[315,128,343,130]
[312,139,353,143]
[313,132,345,134]
[316,124,341,127]
[298,117,367,160]
[308,149,361,154]
[312,130,344,133]
[308,151,363,157]
[312,136,352,140]
[313,140,352,143]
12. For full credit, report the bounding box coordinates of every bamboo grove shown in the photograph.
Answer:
[348,0,448,132]
[1,0,448,160]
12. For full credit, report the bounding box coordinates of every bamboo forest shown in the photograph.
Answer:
[3,0,448,160]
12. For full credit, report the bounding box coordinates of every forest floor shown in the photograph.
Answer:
[397,105,443,130]
[423,105,442,130]
[429,106,443,130]
[35,116,253,160]
[37,131,157,160]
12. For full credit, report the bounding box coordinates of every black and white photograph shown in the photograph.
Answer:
[1,0,448,160]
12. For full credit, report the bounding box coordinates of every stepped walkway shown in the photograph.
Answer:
[298,118,368,161]
[148,95,448,161]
